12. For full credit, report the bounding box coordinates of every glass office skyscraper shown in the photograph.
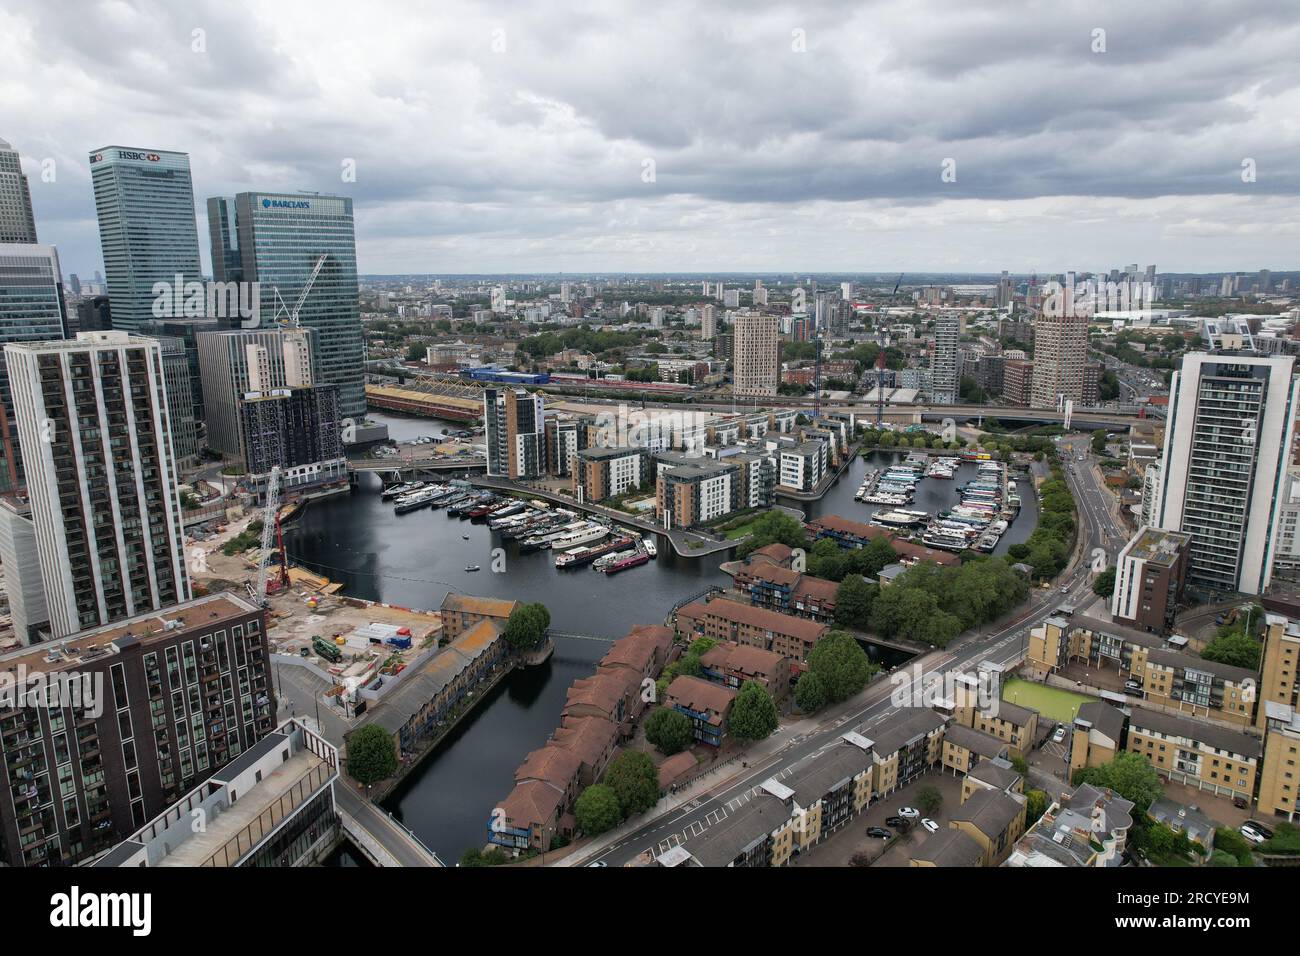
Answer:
[0,242,69,490]
[235,191,364,418]
[0,138,37,243]
[206,196,242,282]
[89,146,202,331]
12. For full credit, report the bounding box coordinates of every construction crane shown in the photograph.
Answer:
[270,253,329,327]
[253,465,286,602]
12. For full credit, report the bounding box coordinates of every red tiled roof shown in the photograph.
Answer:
[699,641,784,677]
[678,599,827,643]
[666,675,737,716]
[550,716,618,767]
[499,780,566,829]
[599,624,673,673]
[563,670,637,717]
[657,751,699,789]
[751,543,794,563]
[515,745,583,788]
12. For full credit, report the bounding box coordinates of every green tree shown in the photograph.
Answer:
[805,631,876,704]
[1206,849,1239,867]
[735,510,808,558]
[574,784,623,835]
[1092,567,1117,599]
[1025,789,1048,825]
[916,785,942,816]
[644,708,693,755]
[729,681,778,742]
[794,671,828,713]
[1212,827,1254,867]
[834,575,879,629]
[1077,751,1162,812]
[604,750,660,816]
[1201,631,1262,670]
[502,602,551,651]
[688,637,718,658]
[347,724,398,785]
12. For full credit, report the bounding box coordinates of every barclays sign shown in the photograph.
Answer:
[262,198,311,210]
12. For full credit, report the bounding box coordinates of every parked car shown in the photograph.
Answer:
[897,807,920,820]
[866,826,892,839]
[1242,821,1274,843]
[884,815,906,828]
[1124,680,1143,692]
[1051,725,1067,744]
[1060,584,1070,593]
[921,818,940,834]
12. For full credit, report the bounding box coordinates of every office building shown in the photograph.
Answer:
[235,191,364,418]
[0,138,37,243]
[96,718,338,868]
[88,146,202,332]
[196,327,321,457]
[74,295,112,334]
[0,494,47,642]
[4,331,191,638]
[1155,351,1299,595]
[484,386,545,479]
[205,196,242,283]
[930,315,959,404]
[1002,359,1033,405]
[1110,526,1192,633]
[0,591,272,867]
[0,243,69,491]
[732,313,778,398]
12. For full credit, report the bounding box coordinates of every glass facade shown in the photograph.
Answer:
[0,243,68,490]
[0,139,37,243]
[89,147,203,332]
[235,192,364,419]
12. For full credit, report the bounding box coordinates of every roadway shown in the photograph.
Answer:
[571,432,1127,867]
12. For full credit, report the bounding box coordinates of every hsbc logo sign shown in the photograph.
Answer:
[91,151,161,163]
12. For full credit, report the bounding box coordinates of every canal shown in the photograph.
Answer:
[785,449,1039,556]
[287,417,1029,859]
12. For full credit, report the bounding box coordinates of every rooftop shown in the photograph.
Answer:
[951,787,1024,840]
[1121,525,1192,566]
[912,828,984,867]
[0,591,260,679]
[677,598,828,644]
[666,675,738,717]
[1127,705,1263,759]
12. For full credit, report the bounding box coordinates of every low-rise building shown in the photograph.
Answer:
[561,668,643,733]
[942,723,1010,776]
[867,708,948,796]
[1005,783,1134,867]
[1070,700,1127,774]
[911,827,985,867]
[1110,526,1192,634]
[962,757,1025,803]
[699,641,792,706]
[665,675,738,747]
[360,620,509,755]
[778,440,826,493]
[1125,706,1261,804]
[955,698,1039,760]
[94,719,339,868]
[1258,702,1300,821]
[675,598,828,664]
[738,566,839,623]
[439,593,519,640]
[947,788,1027,866]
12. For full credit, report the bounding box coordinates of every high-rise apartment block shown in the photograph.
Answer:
[4,331,191,638]
[0,591,272,866]
[1155,350,1299,595]
[196,327,321,457]
[930,315,959,404]
[0,138,37,243]
[234,191,364,419]
[732,313,778,398]
[89,147,202,332]
[484,386,545,479]
[1029,313,1088,409]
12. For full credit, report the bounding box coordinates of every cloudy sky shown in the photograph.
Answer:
[3,0,1298,276]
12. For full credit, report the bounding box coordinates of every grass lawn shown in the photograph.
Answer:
[1001,677,1096,724]
[723,519,762,540]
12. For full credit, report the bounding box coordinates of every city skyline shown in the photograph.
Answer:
[2,0,1298,277]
